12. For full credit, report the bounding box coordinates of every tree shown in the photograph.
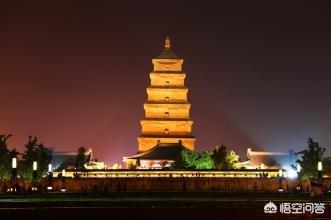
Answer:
[0,134,19,179]
[195,151,215,169]
[296,137,326,180]
[212,145,227,169]
[128,163,136,170]
[76,147,87,170]
[173,150,214,169]
[20,136,52,180]
[172,150,186,169]
[211,145,240,169]
[224,150,240,169]
[181,150,199,168]
[136,159,141,168]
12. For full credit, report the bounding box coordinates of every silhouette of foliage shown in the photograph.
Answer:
[20,136,52,180]
[76,146,88,170]
[212,145,227,169]
[296,137,326,180]
[212,145,240,169]
[0,134,19,179]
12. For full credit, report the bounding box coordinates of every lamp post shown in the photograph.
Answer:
[278,169,283,177]
[295,163,302,192]
[317,161,323,180]
[278,169,283,192]
[32,161,38,191]
[47,164,53,190]
[296,163,301,173]
[12,158,17,178]
[11,158,18,192]
[61,169,66,192]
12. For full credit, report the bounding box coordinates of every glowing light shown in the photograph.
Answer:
[278,169,283,177]
[296,163,301,173]
[318,161,322,171]
[260,163,265,169]
[61,189,66,192]
[47,186,52,190]
[48,164,52,172]
[12,158,17,169]
[62,169,66,177]
[287,168,298,179]
[112,163,122,169]
[33,161,37,171]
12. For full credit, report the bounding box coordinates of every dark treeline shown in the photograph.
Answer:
[0,134,89,180]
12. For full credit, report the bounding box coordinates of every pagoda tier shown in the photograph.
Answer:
[150,72,186,87]
[147,87,188,102]
[144,102,191,119]
[140,119,193,135]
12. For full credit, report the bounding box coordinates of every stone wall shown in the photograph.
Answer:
[2,177,330,194]
[0,178,319,193]
[53,178,312,192]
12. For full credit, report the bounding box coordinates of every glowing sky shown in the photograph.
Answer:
[1,1,331,164]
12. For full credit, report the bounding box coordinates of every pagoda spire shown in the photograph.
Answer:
[165,36,171,49]
[154,35,180,59]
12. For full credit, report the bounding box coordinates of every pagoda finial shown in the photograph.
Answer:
[165,35,171,49]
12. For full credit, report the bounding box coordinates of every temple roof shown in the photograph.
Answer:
[246,148,297,167]
[154,36,181,59]
[124,141,188,161]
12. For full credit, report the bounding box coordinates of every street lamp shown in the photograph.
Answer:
[61,169,66,192]
[296,163,301,173]
[11,158,18,192]
[295,163,302,191]
[317,161,323,179]
[278,169,283,177]
[12,158,17,169]
[47,164,53,190]
[12,158,17,178]
[32,161,38,191]
[318,161,322,171]
[278,169,283,192]
[33,161,37,171]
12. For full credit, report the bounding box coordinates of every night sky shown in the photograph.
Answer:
[1,1,331,165]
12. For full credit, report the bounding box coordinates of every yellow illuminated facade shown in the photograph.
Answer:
[54,169,284,178]
[137,36,195,152]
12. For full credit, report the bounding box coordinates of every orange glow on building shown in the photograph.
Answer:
[123,36,196,168]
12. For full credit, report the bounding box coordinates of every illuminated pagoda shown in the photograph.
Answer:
[123,36,195,169]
